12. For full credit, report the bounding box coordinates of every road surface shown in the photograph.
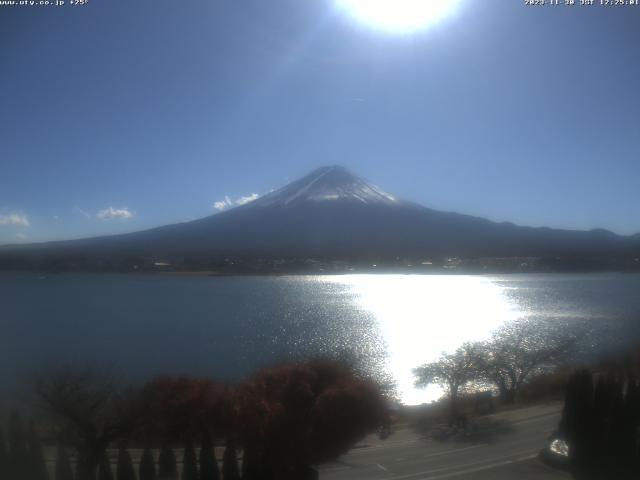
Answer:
[319,403,571,480]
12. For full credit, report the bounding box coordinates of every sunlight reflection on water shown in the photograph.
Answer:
[321,275,523,404]
[3,272,638,407]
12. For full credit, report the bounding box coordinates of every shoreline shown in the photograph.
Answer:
[1,268,638,277]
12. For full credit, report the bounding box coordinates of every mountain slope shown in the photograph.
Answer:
[1,166,638,269]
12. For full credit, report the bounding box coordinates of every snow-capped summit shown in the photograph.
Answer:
[249,165,399,208]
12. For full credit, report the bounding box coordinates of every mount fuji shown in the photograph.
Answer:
[1,166,638,271]
[247,165,400,207]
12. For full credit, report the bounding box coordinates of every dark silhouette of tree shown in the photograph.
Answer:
[181,438,198,480]
[116,447,136,480]
[198,432,219,480]
[8,411,30,479]
[413,345,477,418]
[158,445,178,480]
[139,447,156,480]
[233,360,387,479]
[622,379,640,464]
[97,452,114,480]
[142,376,231,442]
[28,420,50,480]
[0,426,7,477]
[240,447,258,480]
[221,444,239,480]
[559,369,640,479]
[54,446,74,480]
[241,446,270,480]
[35,367,143,480]
[472,319,576,403]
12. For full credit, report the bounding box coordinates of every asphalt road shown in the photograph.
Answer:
[319,403,571,480]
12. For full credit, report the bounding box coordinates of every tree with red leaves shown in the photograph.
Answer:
[234,360,388,479]
[142,376,232,441]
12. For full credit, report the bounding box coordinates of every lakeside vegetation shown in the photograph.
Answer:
[1,360,388,480]
[2,316,639,479]
[413,317,582,415]
[408,321,640,478]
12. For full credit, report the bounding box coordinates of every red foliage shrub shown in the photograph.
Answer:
[142,376,232,440]
[234,360,388,466]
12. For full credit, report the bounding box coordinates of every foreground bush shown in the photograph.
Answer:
[139,447,156,480]
[199,432,219,480]
[98,452,114,480]
[54,446,73,480]
[142,376,232,441]
[560,370,640,479]
[21,360,387,480]
[234,360,389,478]
[222,444,240,480]
[28,421,50,480]
[158,444,178,480]
[117,447,136,480]
[35,368,144,480]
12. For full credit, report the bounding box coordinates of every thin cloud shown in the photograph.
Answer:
[15,232,27,240]
[213,193,260,211]
[0,213,30,227]
[96,207,135,220]
[72,206,92,219]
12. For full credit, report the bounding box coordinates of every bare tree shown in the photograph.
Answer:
[471,318,577,403]
[413,344,477,418]
[34,367,143,480]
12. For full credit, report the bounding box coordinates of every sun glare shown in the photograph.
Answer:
[326,275,521,404]
[336,0,460,33]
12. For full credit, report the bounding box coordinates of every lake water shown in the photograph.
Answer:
[1,272,639,405]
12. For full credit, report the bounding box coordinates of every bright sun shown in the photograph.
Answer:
[336,0,459,33]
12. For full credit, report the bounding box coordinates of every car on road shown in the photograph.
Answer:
[541,431,570,469]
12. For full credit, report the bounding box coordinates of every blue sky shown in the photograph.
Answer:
[1,0,639,245]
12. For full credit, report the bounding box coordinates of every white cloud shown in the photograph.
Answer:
[0,213,30,227]
[97,207,135,220]
[213,193,260,211]
[15,232,27,240]
[213,196,233,211]
[236,193,260,206]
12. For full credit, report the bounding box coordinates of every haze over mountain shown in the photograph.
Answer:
[1,166,639,271]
